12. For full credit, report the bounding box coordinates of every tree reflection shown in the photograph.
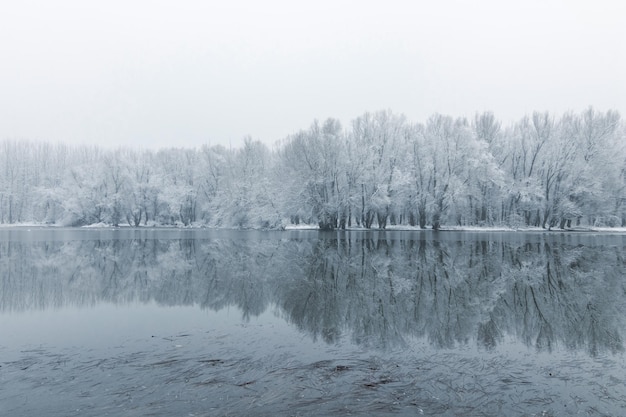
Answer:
[0,232,624,356]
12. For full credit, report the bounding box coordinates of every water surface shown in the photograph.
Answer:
[1,228,625,416]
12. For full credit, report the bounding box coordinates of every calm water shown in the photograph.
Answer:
[1,228,625,416]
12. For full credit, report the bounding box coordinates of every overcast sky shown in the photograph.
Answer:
[1,0,625,149]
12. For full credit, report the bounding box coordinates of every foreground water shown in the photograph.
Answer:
[0,228,625,416]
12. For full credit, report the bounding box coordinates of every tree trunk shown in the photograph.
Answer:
[408,211,416,227]
[377,211,388,229]
[432,212,441,231]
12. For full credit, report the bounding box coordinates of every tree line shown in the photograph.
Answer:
[1,107,625,229]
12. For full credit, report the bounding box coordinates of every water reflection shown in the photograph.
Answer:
[1,230,624,356]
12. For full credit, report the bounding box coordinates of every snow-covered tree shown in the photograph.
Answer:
[280,119,347,229]
[1,108,625,229]
[351,110,405,228]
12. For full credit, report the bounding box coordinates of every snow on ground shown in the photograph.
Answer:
[284,223,320,230]
[592,227,626,232]
[1,222,625,233]
[81,222,115,228]
[0,222,56,228]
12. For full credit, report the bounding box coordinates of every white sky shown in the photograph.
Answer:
[1,0,625,149]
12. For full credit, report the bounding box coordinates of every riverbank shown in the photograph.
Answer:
[2,221,625,234]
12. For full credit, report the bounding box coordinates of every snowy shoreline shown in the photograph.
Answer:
[1,222,625,234]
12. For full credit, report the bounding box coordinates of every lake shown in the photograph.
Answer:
[1,228,625,416]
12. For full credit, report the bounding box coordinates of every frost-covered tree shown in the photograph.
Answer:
[1,108,625,229]
[218,137,280,228]
[0,140,32,223]
[569,108,623,226]
[422,115,480,230]
[281,119,347,229]
[121,150,159,226]
[197,144,228,224]
[155,148,199,226]
[351,110,405,228]
[404,122,431,228]
[497,113,552,226]
[469,112,505,225]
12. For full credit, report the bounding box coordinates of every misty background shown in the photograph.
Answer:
[1,0,625,149]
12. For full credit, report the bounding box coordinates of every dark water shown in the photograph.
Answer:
[1,228,625,416]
